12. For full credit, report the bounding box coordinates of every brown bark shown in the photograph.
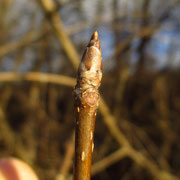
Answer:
[73,31,102,180]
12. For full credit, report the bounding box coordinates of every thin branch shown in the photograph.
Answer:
[55,132,75,180]
[0,29,48,58]
[99,98,131,147]
[0,72,76,87]
[91,147,129,176]
[73,31,102,180]
[38,0,80,69]
[99,98,178,180]
[128,149,178,180]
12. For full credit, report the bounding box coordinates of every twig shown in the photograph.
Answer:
[55,132,75,180]
[0,72,76,87]
[99,98,178,180]
[0,29,48,58]
[38,0,79,69]
[91,147,129,176]
[0,107,33,163]
[73,31,102,180]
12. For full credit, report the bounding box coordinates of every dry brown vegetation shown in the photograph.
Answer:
[0,0,180,179]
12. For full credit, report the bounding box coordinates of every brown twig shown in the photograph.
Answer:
[0,29,48,58]
[91,147,129,176]
[0,72,76,87]
[73,31,102,180]
[38,0,79,70]
[55,132,75,180]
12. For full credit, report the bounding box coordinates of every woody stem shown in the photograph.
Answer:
[73,31,102,180]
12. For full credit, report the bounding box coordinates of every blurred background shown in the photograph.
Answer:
[0,0,180,179]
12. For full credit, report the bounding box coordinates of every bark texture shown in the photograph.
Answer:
[73,31,102,180]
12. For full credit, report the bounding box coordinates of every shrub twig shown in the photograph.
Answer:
[73,31,102,180]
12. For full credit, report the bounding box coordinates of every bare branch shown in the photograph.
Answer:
[0,30,48,58]
[55,132,75,180]
[0,72,76,87]
[38,0,80,70]
[92,147,129,176]
[73,31,102,180]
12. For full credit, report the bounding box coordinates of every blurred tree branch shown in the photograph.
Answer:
[55,132,75,180]
[0,29,49,58]
[91,147,129,176]
[38,0,80,70]
[0,72,76,86]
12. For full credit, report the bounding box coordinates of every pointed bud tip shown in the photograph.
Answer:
[88,30,101,51]
[92,30,98,40]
